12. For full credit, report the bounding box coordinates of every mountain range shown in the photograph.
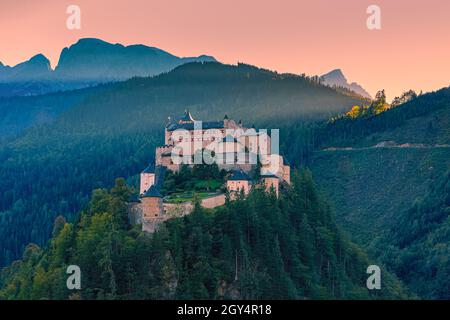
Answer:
[0,38,371,100]
[0,38,216,96]
[321,69,372,99]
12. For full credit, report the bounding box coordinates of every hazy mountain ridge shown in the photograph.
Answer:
[0,38,216,96]
[321,69,372,99]
[0,54,52,82]
[53,38,216,81]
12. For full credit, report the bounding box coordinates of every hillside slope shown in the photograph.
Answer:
[312,147,449,244]
[306,88,450,298]
[372,171,450,299]
[309,88,450,244]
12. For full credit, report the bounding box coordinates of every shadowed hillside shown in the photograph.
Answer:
[372,171,450,299]
[307,87,450,244]
[302,87,450,299]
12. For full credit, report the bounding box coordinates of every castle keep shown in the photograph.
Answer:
[129,110,291,232]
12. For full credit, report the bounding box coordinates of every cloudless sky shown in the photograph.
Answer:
[0,0,449,100]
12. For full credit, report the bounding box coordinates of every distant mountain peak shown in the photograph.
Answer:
[321,69,371,99]
[327,68,346,78]
[194,54,215,60]
[28,54,51,67]
[0,53,52,82]
[75,37,110,45]
[0,38,216,89]
[54,38,216,81]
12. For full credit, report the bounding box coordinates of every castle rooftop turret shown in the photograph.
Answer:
[166,110,225,131]
[141,185,162,198]
[179,109,195,123]
[228,170,251,181]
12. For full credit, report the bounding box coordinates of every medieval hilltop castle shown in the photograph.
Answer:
[128,110,291,232]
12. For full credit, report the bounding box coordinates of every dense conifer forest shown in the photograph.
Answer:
[0,171,411,300]
[372,171,450,299]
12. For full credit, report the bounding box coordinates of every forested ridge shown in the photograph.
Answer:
[0,171,411,300]
[284,87,450,299]
[280,87,450,166]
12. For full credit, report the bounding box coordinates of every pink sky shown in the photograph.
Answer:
[0,0,449,100]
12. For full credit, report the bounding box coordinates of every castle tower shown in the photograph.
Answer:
[179,109,195,124]
[227,170,251,199]
[262,174,279,197]
[223,114,230,128]
[141,185,164,233]
[140,165,155,195]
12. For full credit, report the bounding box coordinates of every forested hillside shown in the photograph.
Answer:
[318,87,450,148]
[0,86,98,140]
[372,171,450,299]
[0,62,365,267]
[0,171,411,300]
[280,87,450,167]
[0,62,366,140]
[304,88,450,243]
[276,88,450,238]
[286,87,450,299]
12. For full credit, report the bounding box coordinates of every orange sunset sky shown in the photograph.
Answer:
[0,0,449,100]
